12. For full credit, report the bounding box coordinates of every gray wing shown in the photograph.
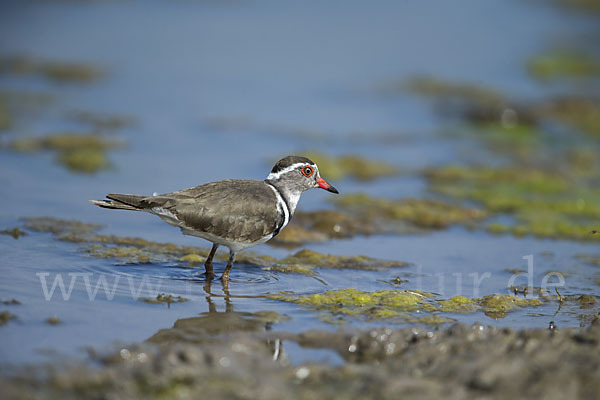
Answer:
[146,180,283,243]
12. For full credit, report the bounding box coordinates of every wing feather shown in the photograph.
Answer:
[160,180,283,242]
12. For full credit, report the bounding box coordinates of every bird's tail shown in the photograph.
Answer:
[89,193,147,211]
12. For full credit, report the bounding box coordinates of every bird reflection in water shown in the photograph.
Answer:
[146,280,286,362]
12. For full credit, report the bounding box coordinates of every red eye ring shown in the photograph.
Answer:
[302,166,313,177]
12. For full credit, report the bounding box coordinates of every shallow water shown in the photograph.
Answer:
[1,0,599,366]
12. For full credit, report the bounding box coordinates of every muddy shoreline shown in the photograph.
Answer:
[4,319,600,399]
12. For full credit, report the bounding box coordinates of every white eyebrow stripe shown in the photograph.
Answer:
[265,162,314,180]
[265,183,290,232]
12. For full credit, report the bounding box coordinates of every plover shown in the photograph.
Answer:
[91,156,338,281]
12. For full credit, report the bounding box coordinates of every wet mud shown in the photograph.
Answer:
[3,320,600,399]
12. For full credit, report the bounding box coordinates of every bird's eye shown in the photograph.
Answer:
[301,166,313,177]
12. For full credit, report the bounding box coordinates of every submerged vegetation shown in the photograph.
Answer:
[0,55,104,83]
[0,311,17,326]
[528,49,600,81]
[21,217,410,275]
[276,248,408,272]
[277,194,486,246]
[334,194,485,231]
[299,152,399,181]
[0,96,11,131]
[0,227,27,239]
[1,4,599,398]
[273,196,487,246]
[11,133,123,173]
[0,81,132,180]
[141,294,189,306]
[426,165,600,241]
[46,316,62,325]
[394,68,600,243]
[555,0,600,13]
[269,289,546,323]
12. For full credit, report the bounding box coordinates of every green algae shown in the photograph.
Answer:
[334,193,486,230]
[0,96,11,131]
[405,74,600,142]
[262,264,316,276]
[438,296,478,313]
[576,294,597,307]
[0,311,17,326]
[23,217,102,235]
[22,217,405,273]
[364,307,402,319]
[288,201,484,244]
[0,55,104,83]
[426,165,600,242]
[404,75,505,106]
[266,248,407,275]
[46,316,62,325]
[178,254,205,264]
[75,236,277,267]
[12,133,122,173]
[299,152,399,181]
[537,96,600,138]
[59,148,110,173]
[544,291,599,308]
[277,248,409,271]
[270,289,545,322]
[426,166,570,198]
[402,75,600,165]
[282,209,383,241]
[24,217,212,264]
[528,50,600,80]
[86,244,154,264]
[0,227,27,239]
[554,0,600,14]
[269,224,329,248]
[268,289,432,320]
[470,122,543,159]
[267,289,433,324]
[234,252,278,267]
[477,294,543,318]
[141,294,189,305]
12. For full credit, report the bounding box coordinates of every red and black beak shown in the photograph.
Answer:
[317,177,339,194]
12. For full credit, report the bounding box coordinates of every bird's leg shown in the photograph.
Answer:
[220,250,236,283]
[204,243,219,280]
